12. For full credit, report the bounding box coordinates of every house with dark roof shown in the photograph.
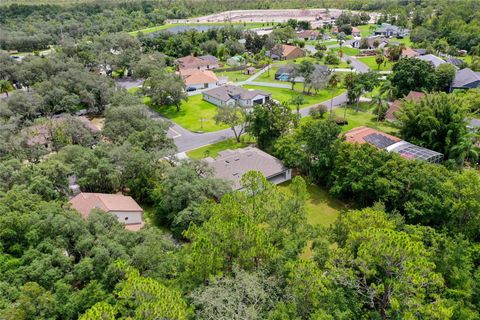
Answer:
[204,147,292,190]
[374,23,409,37]
[385,91,426,121]
[274,64,328,82]
[450,68,480,91]
[344,126,443,163]
[69,193,144,231]
[445,57,465,68]
[202,85,271,108]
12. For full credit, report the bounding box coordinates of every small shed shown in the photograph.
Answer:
[244,67,256,75]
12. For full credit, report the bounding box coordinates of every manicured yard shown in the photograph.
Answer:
[214,69,252,82]
[243,85,345,109]
[330,46,361,56]
[393,36,413,47]
[152,94,228,132]
[357,56,396,71]
[356,24,375,37]
[278,181,347,227]
[186,135,255,159]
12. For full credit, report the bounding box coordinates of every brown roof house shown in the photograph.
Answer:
[401,47,420,58]
[268,44,306,60]
[203,85,271,108]
[179,69,219,90]
[205,147,292,190]
[69,193,145,231]
[385,91,426,121]
[344,126,443,163]
[174,55,219,71]
[297,30,320,40]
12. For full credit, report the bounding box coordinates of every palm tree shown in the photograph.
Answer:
[327,74,340,116]
[371,93,388,121]
[379,80,396,101]
[451,135,479,167]
[290,94,305,115]
[0,80,13,97]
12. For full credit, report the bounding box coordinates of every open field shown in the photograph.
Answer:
[357,56,395,71]
[243,85,345,109]
[186,135,255,159]
[151,95,228,133]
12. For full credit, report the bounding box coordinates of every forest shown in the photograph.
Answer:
[0,0,480,319]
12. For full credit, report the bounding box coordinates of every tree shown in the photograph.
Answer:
[371,94,388,121]
[298,60,316,93]
[397,92,471,162]
[324,53,340,67]
[390,58,437,98]
[327,73,340,114]
[143,71,187,111]
[435,63,457,91]
[214,105,248,142]
[289,94,305,114]
[246,101,297,149]
[0,80,13,97]
[375,53,385,70]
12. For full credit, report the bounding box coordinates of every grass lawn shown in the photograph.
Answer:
[356,24,375,37]
[393,37,413,47]
[243,85,345,109]
[151,94,228,133]
[214,69,251,82]
[309,103,398,135]
[330,46,361,56]
[186,135,255,159]
[278,181,347,227]
[357,56,395,71]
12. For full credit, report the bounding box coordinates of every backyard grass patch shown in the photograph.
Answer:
[357,56,395,71]
[186,135,255,159]
[243,85,345,109]
[151,94,228,133]
[278,181,347,227]
[356,24,375,37]
[330,46,361,56]
[214,69,251,82]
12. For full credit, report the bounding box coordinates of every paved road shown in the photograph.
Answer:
[161,91,349,153]
[342,55,370,73]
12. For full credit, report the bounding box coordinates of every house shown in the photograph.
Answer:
[203,85,271,108]
[413,48,427,55]
[344,126,443,163]
[23,116,100,148]
[351,27,361,37]
[352,36,389,49]
[204,147,292,190]
[401,47,420,58]
[445,57,465,68]
[69,192,144,231]
[275,64,328,82]
[297,30,320,40]
[268,44,306,60]
[450,68,480,91]
[385,91,426,121]
[374,23,409,38]
[174,55,219,71]
[227,55,246,66]
[415,54,447,68]
[244,66,256,75]
[179,69,219,90]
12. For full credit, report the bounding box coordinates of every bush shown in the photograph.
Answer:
[334,116,348,125]
[309,105,328,119]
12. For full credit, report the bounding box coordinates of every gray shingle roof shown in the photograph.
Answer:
[451,68,480,88]
[205,147,288,189]
[415,54,446,68]
[203,85,271,102]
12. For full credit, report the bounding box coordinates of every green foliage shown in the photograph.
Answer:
[390,58,437,98]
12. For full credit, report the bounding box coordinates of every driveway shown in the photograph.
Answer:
[116,78,144,90]
[342,56,370,73]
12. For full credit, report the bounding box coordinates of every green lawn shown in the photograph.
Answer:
[357,56,395,71]
[214,69,251,82]
[243,85,345,109]
[152,95,228,133]
[278,181,347,227]
[186,135,255,159]
[356,24,375,37]
[392,36,413,47]
[330,46,361,56]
